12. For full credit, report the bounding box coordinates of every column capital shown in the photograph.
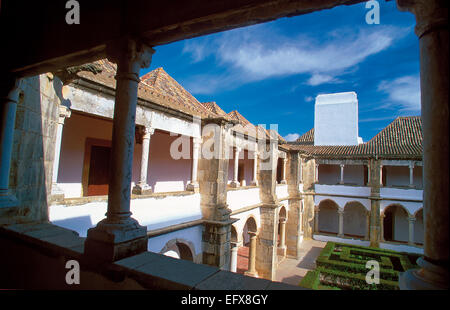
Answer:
[397,0,448,38]
[58,105,71,124]
[338,209,345,215]
[142,126,155,139]
[408,215,417,222]
[235,146,241,153]
[193,136,202,145]
[107,38,155,81]
[409,161,415,169]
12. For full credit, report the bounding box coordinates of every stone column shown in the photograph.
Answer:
[315,163,319,183]
[230,147,240,188]
[369,159,382,247]
[251,151,258,186]
[379,164,384,186]
[408,215,416,246]
[245,232,258,277]
[0,77,21,208]
[279,218,287,249]
[339,164,345,184]
[230,242,239,273]
[314,206,320,233]
[132,126,154,195]
[299,157,303,183]
[187,137,201,192]
[364,212,370,241]
[280,158,287,184]
[338,209,344,238]
[409,162,415,187]
[397,0,449,290]
[84,39,155,263]
[50,106,71,201]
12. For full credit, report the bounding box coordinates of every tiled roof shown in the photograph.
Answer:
[74,59,285,142]
[201,101,228,117]
[285,117,422,159]
[76,59,214,118]
[294,128,314,145]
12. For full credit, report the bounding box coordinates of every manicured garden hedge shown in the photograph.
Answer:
[299,242,421,290]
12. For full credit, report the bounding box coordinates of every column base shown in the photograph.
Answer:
[186,182,199,192]
[244,270,258,278]
[229,181,240,188]
[84,217,148,263]
[399,257,449,290]
[250,180,258,186]
[0,193,19,208]
[280,180,287,184]
[132,183,152,195]
[337,233,344,238]
[50,183,65,202]
[277,246,287,257]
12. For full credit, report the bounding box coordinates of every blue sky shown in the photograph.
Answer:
[142,1,420,142]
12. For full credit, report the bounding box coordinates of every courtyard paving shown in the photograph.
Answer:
[274,239,327,286]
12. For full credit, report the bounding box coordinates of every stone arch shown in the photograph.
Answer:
[279,205,287,220]
[242,215,258,246]
[160,238,196,262]
[382,204,409,243]
[318,199,339,235]
[231,225,239,243]
[414,208,424,245]
[343,201,367,238]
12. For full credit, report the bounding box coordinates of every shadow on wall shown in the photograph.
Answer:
[4,75,57,223]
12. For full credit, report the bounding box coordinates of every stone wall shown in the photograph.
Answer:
[2,74,60,224]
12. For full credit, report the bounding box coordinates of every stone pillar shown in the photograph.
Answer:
[337,209,344,238]
[84,39,155,263]
[339,164,345,184]
[132,126,154,195]
[245,232,258,277]
[408,215,416,246]
[369,159,382,247]
[0,77,22,208]
[280,158,287,184]
[314,206,319,233]
[199,118,233,269]
[230,242,239,273]
[364,212,370,241]
[187,137,201,192]
[409,162,415,187]
[230,147,240,188]
[50,105,71,201]
[251,151,258,186]
[286,151,303,258]
[397,0,449,290]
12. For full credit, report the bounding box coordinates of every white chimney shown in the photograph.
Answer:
[314,91,359,146]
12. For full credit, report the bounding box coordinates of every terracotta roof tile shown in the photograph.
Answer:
[285,117,422,159]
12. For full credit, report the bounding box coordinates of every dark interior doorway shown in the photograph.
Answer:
[87,145,111,196]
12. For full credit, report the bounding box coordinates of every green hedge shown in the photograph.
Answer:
[299,242,421,290]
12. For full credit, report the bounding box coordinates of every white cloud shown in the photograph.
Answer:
[304,96,314,102]
[378,75,421,112]
[284,133,300,142]
[307,74,336,86]
[182,24,407,93]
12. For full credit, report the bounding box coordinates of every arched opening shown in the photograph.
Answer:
[176,242,194,261]
[383,204,409,243]
[161,240,194,262]
[237,216,258,274]
[414,208,424,245]
[276,158,283,183]
[231,225,238,243]
[343,201,367,238]
[318,199,339,235]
